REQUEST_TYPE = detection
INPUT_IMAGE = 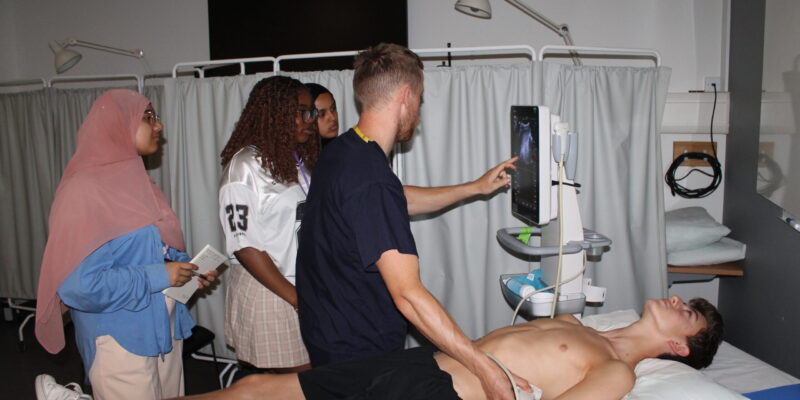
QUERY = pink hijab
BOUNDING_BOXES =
[35,89,185,354]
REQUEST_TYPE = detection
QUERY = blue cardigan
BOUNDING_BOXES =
[58,225,195,376]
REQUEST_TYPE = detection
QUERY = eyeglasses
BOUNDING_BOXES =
[142,109,160,125]
[296,108,318,123]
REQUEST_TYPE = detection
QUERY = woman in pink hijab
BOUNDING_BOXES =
[35,89,216,399]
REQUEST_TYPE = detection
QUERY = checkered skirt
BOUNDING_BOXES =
[224,264,310,368]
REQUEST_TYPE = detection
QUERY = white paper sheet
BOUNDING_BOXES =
[162,244,226,304]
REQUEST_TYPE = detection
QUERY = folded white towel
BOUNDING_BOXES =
[667,237,746,266]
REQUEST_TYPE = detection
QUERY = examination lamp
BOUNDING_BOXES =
[454,0,582,66]
[48,38,145,74]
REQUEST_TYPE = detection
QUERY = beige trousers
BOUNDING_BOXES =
[89,298,184,400]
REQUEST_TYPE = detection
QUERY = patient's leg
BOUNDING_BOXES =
[171,373,305,400]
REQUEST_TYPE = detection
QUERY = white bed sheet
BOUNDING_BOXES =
[702,341,800,394]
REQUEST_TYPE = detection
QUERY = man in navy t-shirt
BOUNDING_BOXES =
[296,43,523,400]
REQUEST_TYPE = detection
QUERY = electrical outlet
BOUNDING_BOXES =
[673,141,718,166]
[704,76,721,92]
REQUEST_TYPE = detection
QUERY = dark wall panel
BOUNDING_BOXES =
[208,1,407,74]
[721,0,800,378]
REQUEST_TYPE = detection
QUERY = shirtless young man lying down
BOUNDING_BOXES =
[175,296,722,400]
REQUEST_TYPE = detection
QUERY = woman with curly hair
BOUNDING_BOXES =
[218,76,320,375]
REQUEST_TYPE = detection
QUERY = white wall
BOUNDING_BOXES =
[1,0,209,83]
[2,0,728,92]
[408,0,728,93]
[0,0,20,80]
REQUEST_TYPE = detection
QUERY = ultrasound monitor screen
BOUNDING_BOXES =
[511,106,549,226]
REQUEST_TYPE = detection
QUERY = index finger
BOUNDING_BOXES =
[499,156,518,170]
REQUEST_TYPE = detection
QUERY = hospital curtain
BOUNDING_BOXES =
[0,89,53,300]
[540,63,671,315]
[0,86,164,300]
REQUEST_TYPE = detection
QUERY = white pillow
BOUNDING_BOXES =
[581,310,746,400]
[625,359,746,400]
[666,207,730,252]
[667,237,746,266]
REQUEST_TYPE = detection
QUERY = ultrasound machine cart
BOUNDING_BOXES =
[499,106,611,320]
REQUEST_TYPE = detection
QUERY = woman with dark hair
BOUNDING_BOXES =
[305,82,339,147]
[219,76,320,374]
[35,89,217,399]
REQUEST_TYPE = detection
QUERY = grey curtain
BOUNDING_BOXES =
[541,63,672,315]
[0,86,164,300]
[0,90,53,300]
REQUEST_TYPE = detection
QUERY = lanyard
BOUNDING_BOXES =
[353,125,370,142]
[293,152,311,196]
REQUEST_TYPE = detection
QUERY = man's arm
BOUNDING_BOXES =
[376,249,528,400]
[555,360,635,400]
[404,157,517,216]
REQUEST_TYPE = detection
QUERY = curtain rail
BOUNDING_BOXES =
[174,44,662,79]
[173,45,538,77]
[274,51,358,73]
[540,45,661,66]
[272,45,537,72]
[0,75,144,93]
[47,74,144,93]
[0,78,47,88]
[172,57,277,78]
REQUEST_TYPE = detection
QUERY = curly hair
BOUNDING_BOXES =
[658,297,724,369]
[220,76,320,184]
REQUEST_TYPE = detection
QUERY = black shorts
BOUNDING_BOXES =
[297,346,461,400]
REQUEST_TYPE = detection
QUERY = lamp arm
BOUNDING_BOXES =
[504,0,582,66]
[505,0,561,35]
[66,38,144,58]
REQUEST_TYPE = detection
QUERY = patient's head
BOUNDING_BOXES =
[657,297,723,369]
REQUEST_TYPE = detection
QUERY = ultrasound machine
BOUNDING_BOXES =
[498,106,611,322]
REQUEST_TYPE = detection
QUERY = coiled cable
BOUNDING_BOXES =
[664,151,722,198]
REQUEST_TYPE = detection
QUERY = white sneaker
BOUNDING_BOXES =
[35,374,93,400]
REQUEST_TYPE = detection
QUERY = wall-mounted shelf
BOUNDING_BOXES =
[667,261,743,287]
[660,92,730,134]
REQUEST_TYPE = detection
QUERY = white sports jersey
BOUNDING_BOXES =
[218,146,307,284]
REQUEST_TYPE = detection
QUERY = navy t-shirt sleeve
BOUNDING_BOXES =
[343,182,417,271]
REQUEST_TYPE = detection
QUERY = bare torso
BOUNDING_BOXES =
[434,315,626,400]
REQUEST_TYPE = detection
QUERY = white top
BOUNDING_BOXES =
[218,146,307,284]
